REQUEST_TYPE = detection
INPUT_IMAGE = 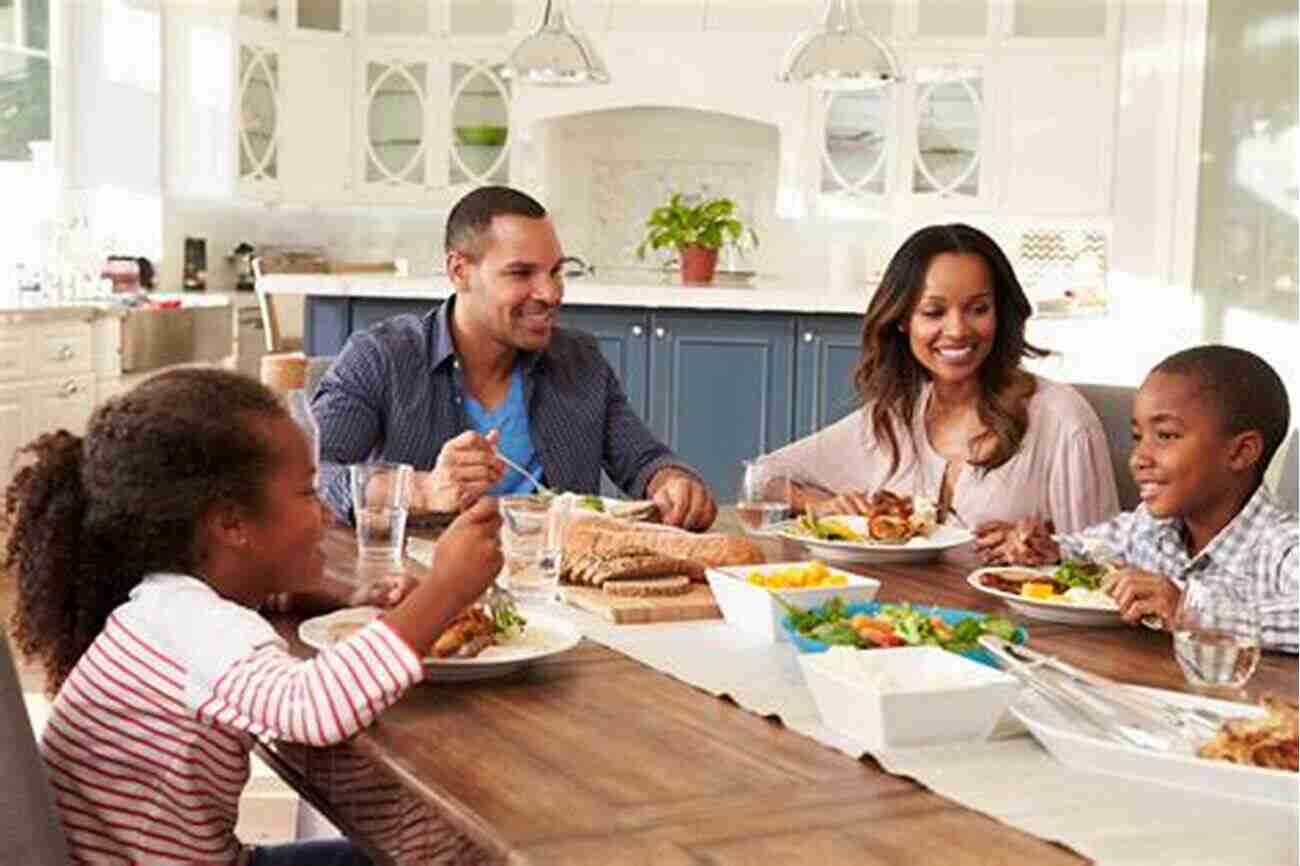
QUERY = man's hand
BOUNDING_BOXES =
[647,467,716,531]
[974,518,1058,565]
[415,430,505,513]
[1102,568,1181,628]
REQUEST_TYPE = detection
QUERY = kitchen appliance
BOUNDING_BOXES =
[232,242,257,291]
[183,237,207,292]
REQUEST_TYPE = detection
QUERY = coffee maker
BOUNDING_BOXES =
[232,242,256,292]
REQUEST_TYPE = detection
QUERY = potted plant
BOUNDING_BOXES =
[635,193,758,285]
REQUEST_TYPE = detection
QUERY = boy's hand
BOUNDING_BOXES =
[433,497,504,599]
[974,518,1058,565]
[1102,568,1181,628]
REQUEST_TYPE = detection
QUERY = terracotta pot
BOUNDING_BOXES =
[679,245,719,285]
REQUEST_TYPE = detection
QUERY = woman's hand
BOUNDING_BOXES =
[1102,568,1181,628]
[974,518,1058,565]
[807,492,874,517]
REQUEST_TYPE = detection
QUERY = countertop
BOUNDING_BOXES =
[256,268,869,315]
[0,292,235,323]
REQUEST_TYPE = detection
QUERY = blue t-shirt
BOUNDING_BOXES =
[464,369,544,496]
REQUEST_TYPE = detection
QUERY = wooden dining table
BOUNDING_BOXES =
[261,514,1299,866]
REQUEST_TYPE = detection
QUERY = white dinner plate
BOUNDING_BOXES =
[1013,686,1297,807]
[298,607,583,683]
[966,567,1124,627]
[771,516,973,564]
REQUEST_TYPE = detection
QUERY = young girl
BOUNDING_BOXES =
[4,367,503,865]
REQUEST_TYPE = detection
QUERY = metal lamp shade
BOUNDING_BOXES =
[504,0,610,86]
[779,0,901,90]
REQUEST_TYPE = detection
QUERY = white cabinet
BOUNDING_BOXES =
[280,37,356,202]
[0,316,110,492]
[995,54,1114,216]
[235,36,282,199]
[448,58,511,188]
[356,49,446,201]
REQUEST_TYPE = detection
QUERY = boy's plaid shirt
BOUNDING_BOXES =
[1059,485,1299,653]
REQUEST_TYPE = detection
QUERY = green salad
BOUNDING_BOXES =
[781,597,1018,654]
[1053,559,1109,590]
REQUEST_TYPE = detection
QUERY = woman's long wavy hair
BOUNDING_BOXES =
[853,223,1049,482]
[3,368,287,695]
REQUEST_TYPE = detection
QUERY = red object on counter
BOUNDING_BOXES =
[150,299,182,309]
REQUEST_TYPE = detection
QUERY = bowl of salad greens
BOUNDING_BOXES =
[779,597,1025,668]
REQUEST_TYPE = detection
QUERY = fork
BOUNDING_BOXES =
[493,447,554,497]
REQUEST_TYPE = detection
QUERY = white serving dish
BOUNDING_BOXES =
[1012,686,1297,807]
[772,516,973,564]
[705,562,881,642]
[799,646,1021,750]
[299,607,582,683]
[967,567,1124,627]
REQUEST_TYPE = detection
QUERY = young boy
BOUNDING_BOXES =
[975,345,1298,653]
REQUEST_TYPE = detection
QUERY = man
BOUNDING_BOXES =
[314,185,717,530]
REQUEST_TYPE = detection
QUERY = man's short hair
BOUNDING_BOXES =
[444,186,547,259]
[1153,345,1291,477]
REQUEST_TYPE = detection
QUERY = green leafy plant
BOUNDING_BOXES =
[634,193,758,260]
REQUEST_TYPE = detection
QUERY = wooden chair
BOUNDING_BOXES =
[253,256,304,354]
[0,635,71,865]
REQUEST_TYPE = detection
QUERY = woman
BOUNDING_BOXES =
[759,223,1118,533]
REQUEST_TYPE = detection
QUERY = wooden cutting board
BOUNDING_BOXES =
[562,584,721,624]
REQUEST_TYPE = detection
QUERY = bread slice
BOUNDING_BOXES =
[563,516,764,580]
[602,576,693,597]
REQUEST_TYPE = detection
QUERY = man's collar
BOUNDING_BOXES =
[432,293,547,374]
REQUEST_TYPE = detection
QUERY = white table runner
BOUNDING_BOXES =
[540,603,1297,866]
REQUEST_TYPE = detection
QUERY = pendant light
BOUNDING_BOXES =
[503,0,610,86]
[778,0,901,90]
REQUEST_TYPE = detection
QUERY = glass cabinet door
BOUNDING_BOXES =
[296,0,346,33]
[821,89,892,199]
[365,0,434,36]
[449,61,510,186]
[238,0,280,25]
[911,68,983,199]
[237,44,279,184]
[364,60,430,187]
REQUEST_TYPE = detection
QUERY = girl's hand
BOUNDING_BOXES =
[433,497,505,596]
[347,574,418,608]
[1102,568,1181,628]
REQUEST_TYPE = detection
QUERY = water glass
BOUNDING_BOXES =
[1172,580,1261,691]
[498,494,571,605]
[736,459,792,532]
[350,462,413,565]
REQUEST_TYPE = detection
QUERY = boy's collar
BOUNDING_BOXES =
[1154,483,1273,567]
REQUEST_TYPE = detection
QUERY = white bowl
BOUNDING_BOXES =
[799,646,1021,750]
[705,562,880,642]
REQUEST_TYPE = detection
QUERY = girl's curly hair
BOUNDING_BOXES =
[4,367,287,695]
[853,223,1050,481]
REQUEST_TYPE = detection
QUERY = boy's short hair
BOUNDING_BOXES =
[444,185,547,259]
[1153,345,1291,478]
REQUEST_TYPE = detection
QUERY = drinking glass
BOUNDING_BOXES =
[350,462,413,565]
[736,459,792,533]
[498,494,571,605]
[1172,580,1261,692]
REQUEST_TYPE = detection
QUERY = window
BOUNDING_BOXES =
[0,0,51,162]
